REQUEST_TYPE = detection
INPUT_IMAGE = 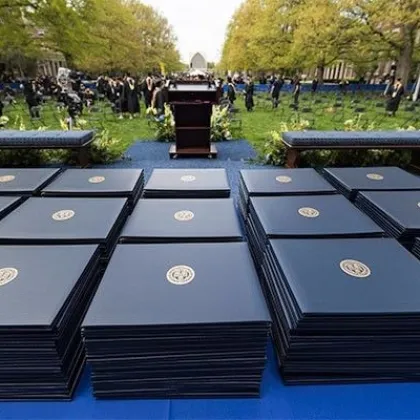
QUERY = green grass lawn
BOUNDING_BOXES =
[2,92,419,158]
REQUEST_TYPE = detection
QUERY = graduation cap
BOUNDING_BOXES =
[355,191,420,247]
[0,244,101,399]
[246,195,384,266]
[239,169,336,221]
[82,243,271,398]
[120,198,243,243]
[0,168,61,196]
[144,169,230,198]
[41,169,144,212]
[0,197,129,261]
[262,237,420,384]
[322,167,420,201]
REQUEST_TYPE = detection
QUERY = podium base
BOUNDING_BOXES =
[169,144,218,159]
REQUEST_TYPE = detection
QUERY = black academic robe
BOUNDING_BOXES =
[114,83,124,112]
[152,88,164,115]
[386,84,404,113]
[293,82,301,104]
[272,80,281,99]
[227,83,236,103]
[144,77,154,108]
[124,79,140,114]
[245,82,254,111]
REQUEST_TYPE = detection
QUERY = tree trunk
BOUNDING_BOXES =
[397,30,415,89]
[316,64,325,84]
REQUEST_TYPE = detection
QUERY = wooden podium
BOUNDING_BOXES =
[168,83,219,159]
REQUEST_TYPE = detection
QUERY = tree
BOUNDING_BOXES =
[0,0,182,76]
[342,0,420,87]
[124,0,182,73]
[0,0,42,76]
[220,0,263,71]
[289,0,360,82]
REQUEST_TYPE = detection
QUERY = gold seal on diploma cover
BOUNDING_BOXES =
[88,176,106,184]
[366,173,384,181]
[180,175,196,183]
[166,265,195,285]
[0,175,15,183]
[298,207,320,218]
[276,175,292,184]
[0,268,18,286]
[340,259,371,278]
[174,210,194,222]
[52,209,75,221]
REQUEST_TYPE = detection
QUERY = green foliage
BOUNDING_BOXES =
[0,0,182,75]
[146,105,234,142]
[263,117,310,165]
[343,114,377,131]
[146,105,175,141]
[211,106,233,141]
[220,0,419,85]
[0,111,122,165]
[263,114,413,168]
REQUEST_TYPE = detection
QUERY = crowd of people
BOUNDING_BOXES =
[0,70,414,121]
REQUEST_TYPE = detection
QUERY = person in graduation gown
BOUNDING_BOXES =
[271,77,282,109]
[311,78,318,95]
[23,80,41,119]
[244,76,255,112]
[386,78,404,116]
[144,72,154,109]
[123,75,140,119]
[115,79,125,119]
[227,77,236,105]
[151,80,165,118]
[292,78,301,106]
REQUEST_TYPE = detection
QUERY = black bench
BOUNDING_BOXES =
[0,130,95,167]
[282,131,420,168]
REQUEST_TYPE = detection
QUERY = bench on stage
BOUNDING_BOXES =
[0,130,95,167]
[282,131,420,168]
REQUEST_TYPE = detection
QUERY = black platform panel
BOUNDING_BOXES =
[260,237,420,384]
[246,195,384,266]
[144,169,230,198]
[239,169,337,221]
[0,244,101,400]
[0,196,25,220]
[120,198,243,243]
[355,191,420,246]
[41,169,144,210]
[322,167,420,201]
[0,197,129,259]
[0,168,61,196]
[82,243,270,398]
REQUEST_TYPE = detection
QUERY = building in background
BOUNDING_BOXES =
[190,52,207,73]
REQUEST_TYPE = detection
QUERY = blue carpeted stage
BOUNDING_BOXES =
[2,140,420,419]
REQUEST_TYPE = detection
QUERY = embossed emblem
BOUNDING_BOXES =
[0,268,18,286]
[298,207,320,218]
[276,175,292,184]
[340,259,371,278]
[174,210,194,221]
[417,202,420,209]
[166,265,195,285]
[0,175,15,183]
[366,173,384,181]
[88,176,105,184]
[180,175,196,183]
[52,209,75,221]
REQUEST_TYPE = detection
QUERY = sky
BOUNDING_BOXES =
[141,0,243,64]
